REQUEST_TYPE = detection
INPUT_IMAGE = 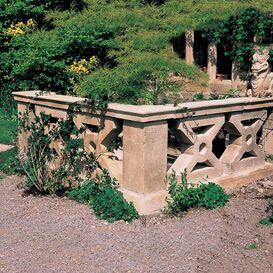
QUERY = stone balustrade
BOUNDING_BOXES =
[13,91,273,214]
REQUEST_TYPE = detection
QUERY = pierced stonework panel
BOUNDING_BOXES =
[74,114,123,182]
[168,114,225,180]
[221,109,267,174]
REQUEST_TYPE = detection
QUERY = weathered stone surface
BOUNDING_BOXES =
[74,114,123,182]
[123,120,167,194]
[221,109,267,174]
[207,42,217,81]
[250,45,273,97]
[12,91,273,214]
[185,30,194,65]
[168,114,225,180]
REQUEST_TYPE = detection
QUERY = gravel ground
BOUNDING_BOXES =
[1,175,273,273]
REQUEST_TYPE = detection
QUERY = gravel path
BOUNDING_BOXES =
[0,144,14,152]
[1,175,273,273]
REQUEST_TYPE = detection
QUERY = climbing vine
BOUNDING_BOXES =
[205,9,273,80]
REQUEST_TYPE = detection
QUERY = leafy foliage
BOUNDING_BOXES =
[259,204,273,226]
[1,0,273,110]
[67,170,139,222]
[18,107,138,222]
[18,106,90,194]
[165,170,229,215]
[0,147,24,175]
[259,216,273,225]
[192,89,240,101]
[0,113,17,144]
[245,243,257,250]
[205,8,273,79]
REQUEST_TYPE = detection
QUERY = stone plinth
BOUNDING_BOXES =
[13,91,273,214]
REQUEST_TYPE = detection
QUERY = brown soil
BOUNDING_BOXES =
[1,175,273,273]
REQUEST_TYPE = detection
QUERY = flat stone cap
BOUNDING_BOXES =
[12,91,273,122]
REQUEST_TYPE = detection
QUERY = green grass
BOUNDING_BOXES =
[0,116,17,145]
[0,147,17,167]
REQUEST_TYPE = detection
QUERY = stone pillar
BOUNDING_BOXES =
[17,103,34,156]
[185,30,194,65]
[207,42,217,81]
[261,109,273,155]
[231,61,240,88]
[122,120,168,214]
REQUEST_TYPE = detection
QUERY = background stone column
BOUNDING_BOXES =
[122,120,168,214]
[185,30,194,65]
[207,42,217,81]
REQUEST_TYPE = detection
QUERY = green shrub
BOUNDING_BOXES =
[165,170,229,215]
[1,0,273,111]
[18,108,91,194]
[0,147,24,175]
[67,170,139,223]
[192,92,205,101]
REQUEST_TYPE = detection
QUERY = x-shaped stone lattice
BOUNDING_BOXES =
[168,114,225,180]
[74,114,123,181]
[221,109,267,174]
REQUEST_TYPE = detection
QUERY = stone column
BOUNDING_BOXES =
[122,120,168,214]
[207,42,217,81]
[185,30,194,65]
[17,103,35,156]
[261,109,273,155]
[231,61,240,88]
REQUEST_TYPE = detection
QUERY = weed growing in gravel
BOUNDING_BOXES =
[259,204,273,226]
[245,243,257,250]
[66,169,139,223]
[260,217,273,225]
[165,170,229,215]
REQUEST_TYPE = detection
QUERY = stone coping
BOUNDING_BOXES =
[13,91,273,122]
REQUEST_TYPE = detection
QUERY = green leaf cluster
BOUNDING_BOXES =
[67,169,139,223]
[1,0,273,110]
[18,106,91,194]
[166,170,229,215]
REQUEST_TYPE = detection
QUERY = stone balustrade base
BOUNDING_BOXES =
[120,188,167,215]
[216,162,273,190]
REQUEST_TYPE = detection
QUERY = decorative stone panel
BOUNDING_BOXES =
[13,91,273,214]
[74,114,123,181]
[221,109,267,174]
[168,114,225,180]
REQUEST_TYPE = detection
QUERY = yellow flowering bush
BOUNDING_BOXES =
[6,19,36,36]
[69,56,99,75]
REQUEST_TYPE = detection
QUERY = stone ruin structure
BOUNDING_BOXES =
[178,30,273,97]
[13,91,273,215]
